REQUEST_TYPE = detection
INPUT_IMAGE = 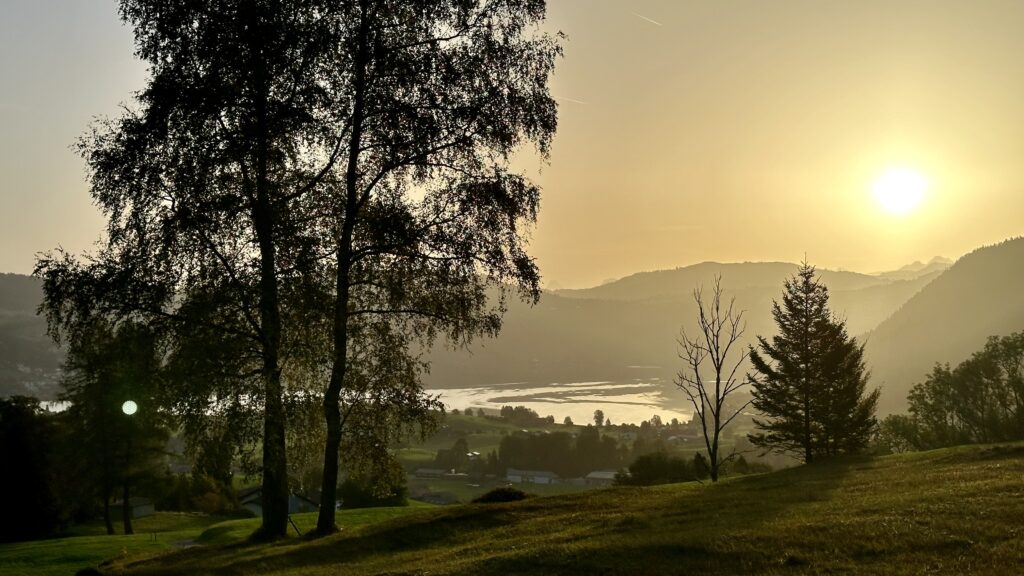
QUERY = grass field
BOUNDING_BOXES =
[0,506,434,576]
[0,513,228,576]
[69,442,1024,575]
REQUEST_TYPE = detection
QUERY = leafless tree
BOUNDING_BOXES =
[675,276,750,481]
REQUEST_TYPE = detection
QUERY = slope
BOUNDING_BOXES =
[0,273,61,398]
[108,442,1024,575]
[554,261,888,302]
[427,265,940,390]
[866,237,1024,414]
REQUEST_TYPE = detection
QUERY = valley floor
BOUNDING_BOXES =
[98,443,1024,575]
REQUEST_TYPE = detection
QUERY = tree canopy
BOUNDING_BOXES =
[36,0,560,538]
[748,263,879,462]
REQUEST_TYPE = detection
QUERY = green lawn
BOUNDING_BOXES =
[0,513,228,576]
[0,506,436,576]
[195,503,436,546]
[90,442,1024,575]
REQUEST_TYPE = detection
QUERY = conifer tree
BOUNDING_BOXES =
[747,262,878,462]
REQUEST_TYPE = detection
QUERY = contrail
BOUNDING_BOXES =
[631,12,663,27]
[556,96,588,105]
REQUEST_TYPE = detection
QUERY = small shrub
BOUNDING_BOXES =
[471,486,530,504]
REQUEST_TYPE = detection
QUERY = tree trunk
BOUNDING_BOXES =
[316,2,369,536]
[804,391,813,464]
[710,407,721,482]
[246,4,289,538]
[253,173,290,540]
[121,481,133,535]
[103,492,113,535]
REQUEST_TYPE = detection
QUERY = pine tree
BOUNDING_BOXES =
[815,321,879,456]
[747,262,878,462]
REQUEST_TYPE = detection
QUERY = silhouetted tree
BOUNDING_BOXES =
[594,410,605,427]
[876,414,919,454]
[815,320,878,456]
[883,332,1024,451]
[35,0,349,537]
[616,451,693,486]
[0,397,60,542]
[311,0,560,534]
[59,320,169,535]
[675,277,749,481]
[748,262,878,462]
[38,0,559,538]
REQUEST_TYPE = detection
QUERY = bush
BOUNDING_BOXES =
[618,451,694,486]
[471,486,530,504]
[338,453,409,509]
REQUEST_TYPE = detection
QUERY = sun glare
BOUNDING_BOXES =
[873,167,927,216]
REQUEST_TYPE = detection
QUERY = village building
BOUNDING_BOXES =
[506,468,559,485]
[584,470,618,486]
[238,487,319,517]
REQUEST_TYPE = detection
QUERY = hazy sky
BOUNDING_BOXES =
[3,1,1024,288]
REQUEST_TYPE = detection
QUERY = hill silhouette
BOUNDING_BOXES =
[0,273,61,398]
[426,261,943,391]
[865,237,1024,414]
[554,261,891,302]
[6,240,1018,414]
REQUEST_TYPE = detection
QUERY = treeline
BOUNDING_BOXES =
[0,397,237,542]
[615,451,771,486]
[496,426,624,477]
[878,332,1024,452]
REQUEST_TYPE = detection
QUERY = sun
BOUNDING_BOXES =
[873,167,928,216]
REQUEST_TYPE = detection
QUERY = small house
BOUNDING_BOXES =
[238,487,319,517]
[584,470,618,486]
[506,468,559,485]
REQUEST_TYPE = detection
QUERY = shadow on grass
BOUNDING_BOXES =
[121,458,866,575]
[121,505,516,575]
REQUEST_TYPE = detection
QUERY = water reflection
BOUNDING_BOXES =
[431,380,692,425]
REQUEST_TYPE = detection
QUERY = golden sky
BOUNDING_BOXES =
[3,0,1024,288]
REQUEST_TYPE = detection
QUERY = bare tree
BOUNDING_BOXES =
[675,276,751,482]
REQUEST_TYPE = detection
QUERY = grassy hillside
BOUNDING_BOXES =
[86,442,1024,575]
[0,507,433,576]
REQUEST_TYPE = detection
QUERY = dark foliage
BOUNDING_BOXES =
[0,397,61,542]
[878,332,1024,452]
[748,263,879,462]
[338,454,408,509]
[59,320,170,535]
[498,425,624,478]
[616,451,709,486]
[472,487,529,504]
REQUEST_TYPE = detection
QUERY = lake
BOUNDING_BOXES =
[430,379,693,426]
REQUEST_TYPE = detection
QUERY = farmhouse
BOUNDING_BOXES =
[506,468,559,485]
[238,487,319,517]
[584,470,618,486]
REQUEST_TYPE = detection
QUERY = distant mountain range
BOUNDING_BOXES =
[4,240,1023,415]
[425,255,958,410]
[0,274,62,399]
[864,239,1024,412]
